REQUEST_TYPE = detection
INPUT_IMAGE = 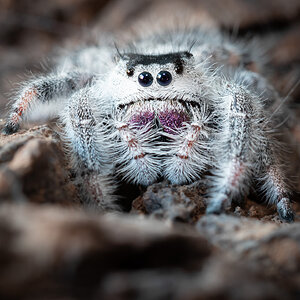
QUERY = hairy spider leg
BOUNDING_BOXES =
[206,88,255,214]
[63,88,117,211]
[3,72,92,134]
[258,145,294,222]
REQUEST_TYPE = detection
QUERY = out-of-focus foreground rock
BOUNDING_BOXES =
[0,0,300,299]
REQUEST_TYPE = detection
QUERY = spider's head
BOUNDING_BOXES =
[104,50,205,133]
[124,51,193,83]
[106,51,197,106]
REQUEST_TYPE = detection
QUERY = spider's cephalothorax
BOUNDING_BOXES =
[3,28,295,222]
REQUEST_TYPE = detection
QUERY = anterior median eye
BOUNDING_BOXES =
[138,72,153,87]
[157,71,172,86]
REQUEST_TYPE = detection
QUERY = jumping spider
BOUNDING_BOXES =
[3,28,295,222]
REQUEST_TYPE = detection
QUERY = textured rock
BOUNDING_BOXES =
[0,124,78,205]
[132,181,300,223]
[0,203,212,300]
[0,204,299,300]
[132,181,206,223]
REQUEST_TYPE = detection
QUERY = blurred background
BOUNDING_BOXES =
[0,0,300,115]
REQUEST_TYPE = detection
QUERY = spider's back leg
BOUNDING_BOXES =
[257,140,294,222]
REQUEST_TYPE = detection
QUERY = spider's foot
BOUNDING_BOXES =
[206,195,228,215]
[2,121,19,135]
[277,198,295,223]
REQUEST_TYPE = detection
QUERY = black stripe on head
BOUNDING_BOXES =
[124,51,193,74]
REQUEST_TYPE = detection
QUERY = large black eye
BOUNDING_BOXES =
[138,72,153,87]
[156,71,172,86]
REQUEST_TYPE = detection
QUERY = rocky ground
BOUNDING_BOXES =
[0,0,300,299]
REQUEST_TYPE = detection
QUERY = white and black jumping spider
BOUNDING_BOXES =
[3,27,295,222]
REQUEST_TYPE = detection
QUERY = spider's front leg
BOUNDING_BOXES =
[205,84,295,222]
[206,87,255,214]
[3,71,92,134]
[63,88,117,211]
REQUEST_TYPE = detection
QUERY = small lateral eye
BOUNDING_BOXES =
[156,71,172,86]
[138,72,153,87]
[127,68,134,76]
[174,64,183,74]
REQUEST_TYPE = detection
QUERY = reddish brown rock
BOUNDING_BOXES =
[0,203,212,300]
[132,181,206,223]
[0,124,78,205]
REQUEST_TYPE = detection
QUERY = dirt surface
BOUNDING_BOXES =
[0,0,300,299]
